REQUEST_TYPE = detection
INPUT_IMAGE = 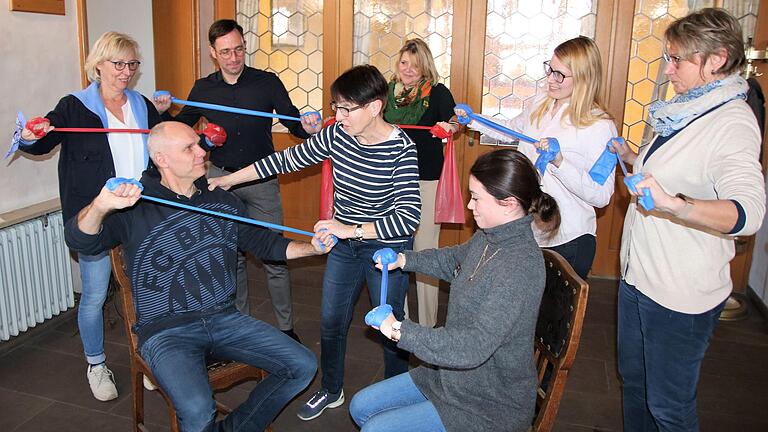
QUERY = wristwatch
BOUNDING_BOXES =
[390,321,402,342]
[674,193,695,218]
[354,224,364,241]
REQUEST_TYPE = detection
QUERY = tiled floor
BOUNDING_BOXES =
[2,255,768,431]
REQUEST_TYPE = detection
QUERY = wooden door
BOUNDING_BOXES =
[152,0,200,115]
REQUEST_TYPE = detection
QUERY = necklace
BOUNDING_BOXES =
[469,244,501,281]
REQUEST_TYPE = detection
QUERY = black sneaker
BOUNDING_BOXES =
[282,328,302,344]
[296,388,345,421]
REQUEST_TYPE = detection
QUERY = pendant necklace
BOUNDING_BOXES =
[469,244,501,281]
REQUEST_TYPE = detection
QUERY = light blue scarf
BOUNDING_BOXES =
[648,74,748,137]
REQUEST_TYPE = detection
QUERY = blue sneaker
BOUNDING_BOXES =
[297,388,345,421]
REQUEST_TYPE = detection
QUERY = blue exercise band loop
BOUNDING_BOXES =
[365,248,398,327]
[454,103,537,143]
[105,178,337,248]
[153,90,321,124]
[454,103,560,174]
[6,112,27,159]
[587,138,655,211]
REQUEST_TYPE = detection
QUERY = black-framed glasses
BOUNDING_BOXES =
[543,61,572,83]
[217,46,246,58]
[109,60,141,71]
[662,50,699,66]
[330,101,365,117]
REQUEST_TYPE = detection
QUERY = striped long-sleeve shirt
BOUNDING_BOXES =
[254,123,421,244]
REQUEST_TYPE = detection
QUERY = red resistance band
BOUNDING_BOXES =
[25,116,149,138]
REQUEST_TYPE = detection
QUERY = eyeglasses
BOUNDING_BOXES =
[330,101,366,117]
[662,50,699,66]
[109,60,141,71]
[216,46,246,58]
[543,61,572,84]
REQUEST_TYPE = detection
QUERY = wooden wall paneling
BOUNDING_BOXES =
[322,0,353,108]
[153,0,200,115]
[10,0,64,15]
[273,134,323,239]
[214,0,235,20]
[76,0,89,88]
[443,0,489,246]
[590,0,635,278]
[277,0,355,239]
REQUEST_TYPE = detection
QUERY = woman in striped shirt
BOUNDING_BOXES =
[208,65,421,421]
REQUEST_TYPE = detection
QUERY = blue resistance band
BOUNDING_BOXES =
[154,91,320,123]
[105,178,336,240]
[588,138,654,210]
[365,248,398,327]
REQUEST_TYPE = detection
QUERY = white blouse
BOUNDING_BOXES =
[106,99,146,180]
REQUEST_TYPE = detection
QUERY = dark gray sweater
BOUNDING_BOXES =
[399,215,544,432]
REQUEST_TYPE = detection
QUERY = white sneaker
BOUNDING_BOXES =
[143,375,158,391]
[87,364,118,401]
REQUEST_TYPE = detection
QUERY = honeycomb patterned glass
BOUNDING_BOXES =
[623,0,760,152]
[481,0,598,144]
[352,0,454,89]
[238,0,324,132]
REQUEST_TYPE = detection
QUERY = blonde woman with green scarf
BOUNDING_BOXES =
[384,38,458,328]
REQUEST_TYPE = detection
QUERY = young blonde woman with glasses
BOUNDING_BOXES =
[456,36,617,279]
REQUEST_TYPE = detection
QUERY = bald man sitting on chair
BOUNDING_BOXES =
[65,122,331,431]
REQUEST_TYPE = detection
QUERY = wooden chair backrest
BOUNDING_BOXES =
[110,247,143,357]
[532,249,589,432]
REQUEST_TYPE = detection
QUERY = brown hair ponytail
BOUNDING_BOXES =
[470,149,560,235]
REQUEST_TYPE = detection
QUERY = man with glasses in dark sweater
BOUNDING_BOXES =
[155,19,321,342]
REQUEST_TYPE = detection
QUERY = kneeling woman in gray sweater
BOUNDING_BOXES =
[350,148,560,432]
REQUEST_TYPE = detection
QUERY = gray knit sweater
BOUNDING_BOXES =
[399,215,544,432]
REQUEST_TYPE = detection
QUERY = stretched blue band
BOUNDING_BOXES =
[104,177,327,238]
[154,90,320,123]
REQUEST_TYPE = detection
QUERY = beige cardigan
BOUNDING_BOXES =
[620,99,766,314]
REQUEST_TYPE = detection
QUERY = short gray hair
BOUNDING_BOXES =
[664,8,745,76]
[84,31,140,83]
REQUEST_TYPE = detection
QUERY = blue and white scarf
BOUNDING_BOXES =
[648,74,748,137]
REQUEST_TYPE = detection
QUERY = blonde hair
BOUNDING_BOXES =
[84,31,140,83]
[392,38,440,84]
[530,36,611,128]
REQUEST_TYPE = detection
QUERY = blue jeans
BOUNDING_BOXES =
[350,372,445,432]
[139,310,316,432]
[321,239,412,393]
[77,251,112,365]
[618,280,725,432]
[546,234,596,280]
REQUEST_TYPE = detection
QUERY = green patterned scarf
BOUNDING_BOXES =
[384,79,432,125]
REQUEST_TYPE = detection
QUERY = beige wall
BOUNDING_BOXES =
[0,0,81,214]
[86,0,155,97]
[0,0,156,215]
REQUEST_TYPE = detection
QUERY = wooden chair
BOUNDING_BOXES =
[110,247,271,432]
[531,249,590,432]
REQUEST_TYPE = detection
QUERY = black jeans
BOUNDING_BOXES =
[546,234,596,280]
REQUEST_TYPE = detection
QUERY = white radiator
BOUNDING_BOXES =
[0,211,74,341]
